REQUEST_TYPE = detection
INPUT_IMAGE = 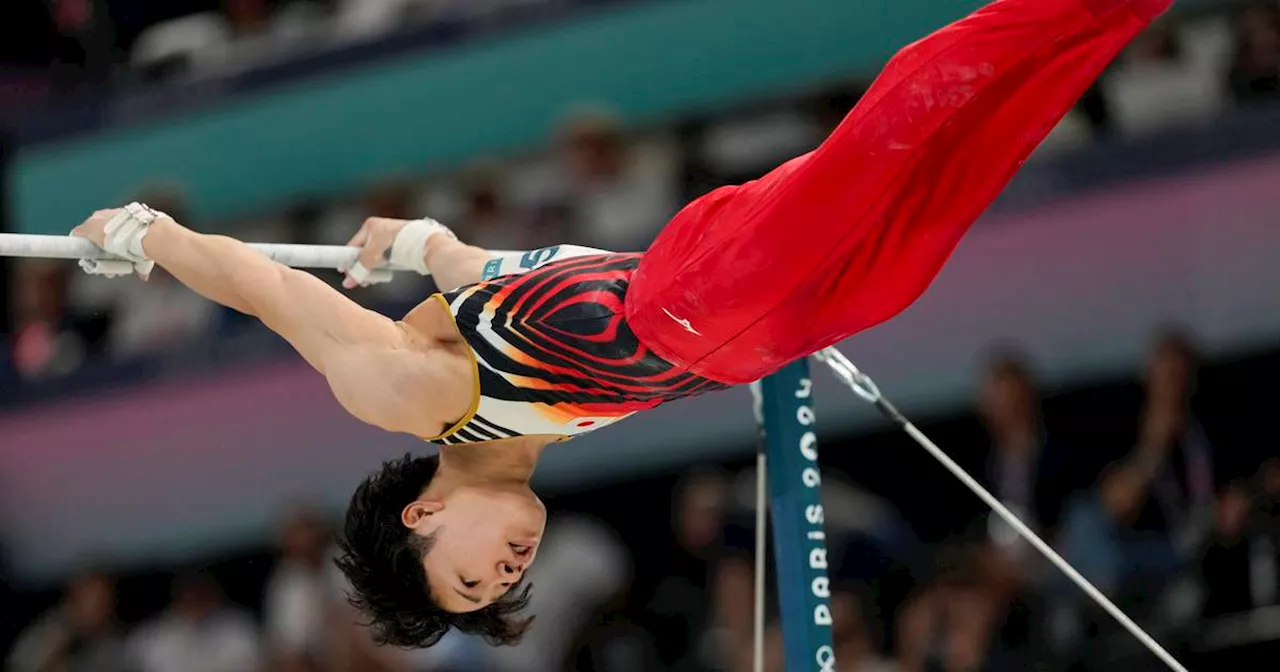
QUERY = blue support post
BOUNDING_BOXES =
[755,360,837,672]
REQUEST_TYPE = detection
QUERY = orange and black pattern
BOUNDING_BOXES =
[432,253,726,444]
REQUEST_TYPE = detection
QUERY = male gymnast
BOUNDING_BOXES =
[72,0,1172,649]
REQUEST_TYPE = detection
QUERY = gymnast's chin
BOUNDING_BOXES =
[335,439,551,649]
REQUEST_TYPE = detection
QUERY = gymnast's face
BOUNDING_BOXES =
[402,486,545,613]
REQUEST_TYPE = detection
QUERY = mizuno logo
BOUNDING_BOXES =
[662,308,702,336]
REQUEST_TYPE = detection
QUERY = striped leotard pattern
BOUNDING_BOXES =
[430,252,727,445]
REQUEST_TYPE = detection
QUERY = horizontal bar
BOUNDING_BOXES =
[0,233,411,272]
[0,233,521,278]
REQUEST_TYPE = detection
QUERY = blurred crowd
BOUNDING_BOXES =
[7,327,1280,672]
[1,0,592,99]
[2,0,1280,110]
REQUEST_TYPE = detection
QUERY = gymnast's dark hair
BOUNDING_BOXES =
[334,453,534,648]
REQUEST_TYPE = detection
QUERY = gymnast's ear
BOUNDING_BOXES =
[401,500,445,527]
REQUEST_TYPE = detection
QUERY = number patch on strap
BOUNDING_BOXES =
[520,246,561,269]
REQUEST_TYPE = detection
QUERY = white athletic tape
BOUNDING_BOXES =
[77,259,137,278]
[344,260,394,286]
[390,218,456,276]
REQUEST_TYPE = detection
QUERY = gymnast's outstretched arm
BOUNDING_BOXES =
[341,217,620,294]
[71,208,471,437]
[342,216,491,292]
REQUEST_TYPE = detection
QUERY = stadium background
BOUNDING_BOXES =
[2,0,1280,670]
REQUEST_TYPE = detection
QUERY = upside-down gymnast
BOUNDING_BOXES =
[71,0,1171,649]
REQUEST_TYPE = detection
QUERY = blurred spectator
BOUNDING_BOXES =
[216,0,298,70]
[1050,331,1217,657]
[1228,1,1280,106]
[645,467,729,672]
[1132,329,1216,554]
[0,3,60,83]
[1202,458,1280,618]
[898,352,1067,672]
[419,0,555,25]
[452,163,533,251]
[1051,459,1186,661]
[6,568,132,672]
[1246,459,1280,608]
[1076,82,1115,138]
[360,178,419,222]
[131,0,320,82]
[693,105,823,189]
[9,260,84,381]
[129,10,234,82]
[313,176,422,245]
[46,0,118,89]
[1104,17,1225,136]
[830,587,897,672]
[222,0,272,38]
[263,506,346,670]
[1200,481,1255,617]
[555,107,679,250]
[332,0,411,43]
[103,269,218,361]
[271,1,331,47]
[130,572,263,672]
[897,564,998,672]
[567,612,662,672]
[976,352,1073,558]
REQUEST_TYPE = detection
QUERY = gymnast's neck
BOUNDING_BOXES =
[436,436,553,484]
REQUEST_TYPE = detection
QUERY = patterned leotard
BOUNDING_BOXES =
[427,246,727,445]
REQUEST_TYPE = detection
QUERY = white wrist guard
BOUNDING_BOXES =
[78,202,164,279]
[390,218,457,276]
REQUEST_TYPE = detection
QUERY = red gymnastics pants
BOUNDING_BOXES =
[625,0,1171,385]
